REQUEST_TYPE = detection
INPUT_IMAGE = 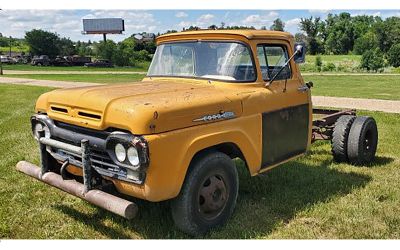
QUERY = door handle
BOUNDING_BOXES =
[297,84,309,92]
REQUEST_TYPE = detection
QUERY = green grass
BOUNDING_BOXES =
[0,83,399,239]
[2,74,146,84]
[300,55,362,73]
[0,45,29,54]
[2,62,150,72]
[305,75,400,100]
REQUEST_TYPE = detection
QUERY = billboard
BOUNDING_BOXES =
[82,18,125,34]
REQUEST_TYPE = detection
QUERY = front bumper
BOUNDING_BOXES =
[16,161,138,219]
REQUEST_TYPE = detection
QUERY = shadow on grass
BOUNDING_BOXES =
[53,152,389,239]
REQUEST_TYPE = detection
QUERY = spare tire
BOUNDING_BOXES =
[332,115,356,162]
[347,116,378,165]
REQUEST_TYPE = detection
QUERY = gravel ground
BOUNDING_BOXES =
[1,76,400,113]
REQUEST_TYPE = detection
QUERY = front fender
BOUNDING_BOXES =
[131,114,262,202]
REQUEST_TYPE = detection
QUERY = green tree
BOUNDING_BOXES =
[270,18,285,31]
[353,32,379,55]
[299,17,324,55]
[374,17,400,53]
[388,43,400,68]
[57,37,76,56]
[361,48,385,72]
[94,40,117,61]
[25,29,60,57]
[324,13,354,54]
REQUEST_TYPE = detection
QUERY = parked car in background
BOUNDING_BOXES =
[12,55,28,64]
[51,56,71,66]
[0,55,16,64]
[84,59,113,68]
[65,55,92,66]
[31,55,50,66]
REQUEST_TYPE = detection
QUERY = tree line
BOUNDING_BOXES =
[23,29,156,67]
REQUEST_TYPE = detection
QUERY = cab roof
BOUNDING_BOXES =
[156,29,294,42]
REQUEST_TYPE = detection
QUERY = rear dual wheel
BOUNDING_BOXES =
[332,116,378,165]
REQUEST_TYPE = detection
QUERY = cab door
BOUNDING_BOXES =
[255,41,311,170]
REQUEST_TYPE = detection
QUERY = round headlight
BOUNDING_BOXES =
[115,143,126,162]
[43,125,50,138]
[127,146,140,166]
[33,123,43,140]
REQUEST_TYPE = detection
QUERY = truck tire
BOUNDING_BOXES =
[171,151,239,236]
[331,115,356,162]
[347,116,378,165]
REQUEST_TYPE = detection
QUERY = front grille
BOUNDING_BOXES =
[51,106,68,113]
[78,111,101,120]
[50,147,144,184]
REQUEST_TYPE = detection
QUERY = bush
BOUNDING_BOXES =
[388,43,400,68]
[315,55,322,72]
[353,32,379,55]
[322,62,336,72]
[361,49,385,72]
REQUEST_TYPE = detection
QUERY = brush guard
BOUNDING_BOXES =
[16,130,138,219]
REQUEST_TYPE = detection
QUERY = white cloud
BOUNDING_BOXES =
[285,18,301,28]
[242,11,279,28]
[177,13,215,29]
[175,12,188,18]
[308,10,331,14]
[198,14,214,22]
[0,10,159,42]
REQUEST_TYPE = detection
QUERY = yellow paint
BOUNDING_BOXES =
[35,30,311,202]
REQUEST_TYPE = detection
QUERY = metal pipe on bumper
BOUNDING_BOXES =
[16,161,138,219]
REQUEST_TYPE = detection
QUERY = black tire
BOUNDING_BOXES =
[331,115,356,162]
[171,151,239,236]
[347,116,378,165]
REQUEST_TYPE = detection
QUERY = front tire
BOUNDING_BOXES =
[171,151,239,236]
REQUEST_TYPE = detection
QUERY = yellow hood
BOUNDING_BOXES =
[35,80,243,134]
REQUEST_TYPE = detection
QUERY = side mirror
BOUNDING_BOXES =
[294,42,306,64]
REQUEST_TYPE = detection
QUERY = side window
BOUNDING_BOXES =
[257,46,269,80]
[257,45,291,81]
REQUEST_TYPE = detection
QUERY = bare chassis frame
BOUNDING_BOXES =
[312,108,356,142]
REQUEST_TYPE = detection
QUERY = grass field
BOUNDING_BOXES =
[0,84,399,239]
[305,75,400,100]
[2,63,149,72]
[2,73,400,101]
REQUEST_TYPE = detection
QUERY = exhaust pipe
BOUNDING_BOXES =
[16,161,138,219]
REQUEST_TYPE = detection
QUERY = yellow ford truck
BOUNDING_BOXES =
[17,30,378,236]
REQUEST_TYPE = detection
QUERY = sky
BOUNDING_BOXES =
[0,9,399,42]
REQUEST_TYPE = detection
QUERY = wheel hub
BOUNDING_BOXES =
[198,175,227,219]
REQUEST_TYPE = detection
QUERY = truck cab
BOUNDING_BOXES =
[19,30,377,236]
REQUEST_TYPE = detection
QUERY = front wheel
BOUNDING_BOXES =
[171,151,239,236]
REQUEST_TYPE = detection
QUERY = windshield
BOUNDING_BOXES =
[147,41,256,82]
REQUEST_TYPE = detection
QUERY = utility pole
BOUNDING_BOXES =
[9,36,12,57]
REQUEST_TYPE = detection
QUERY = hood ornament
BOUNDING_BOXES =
[193,111,235,122]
